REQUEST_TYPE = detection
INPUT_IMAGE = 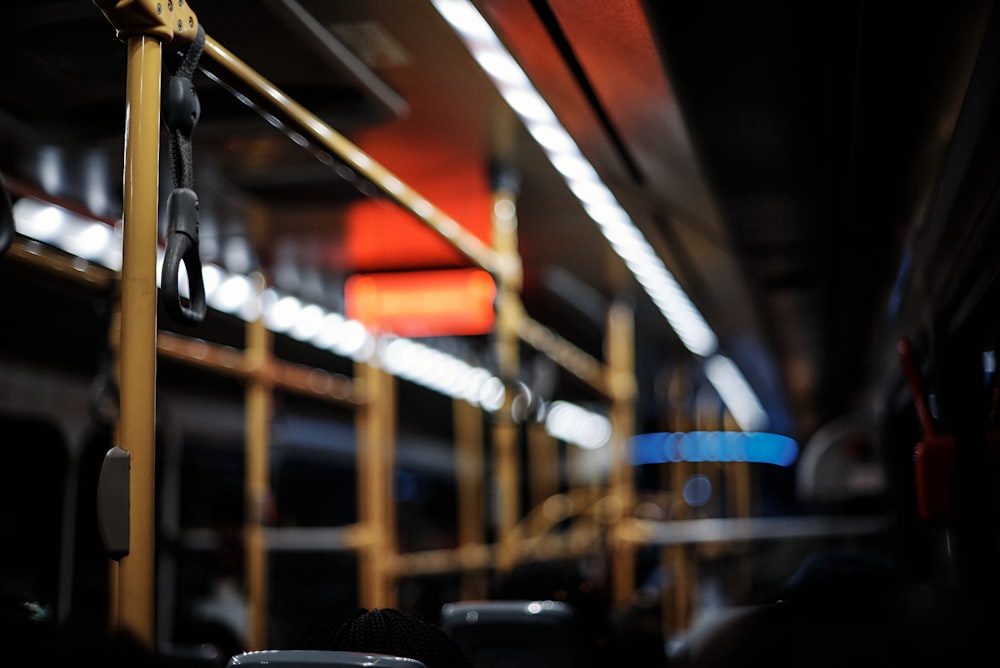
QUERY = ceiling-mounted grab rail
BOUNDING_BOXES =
[195,35,508,282]
[98,0,614,398]
[191,23,621,401]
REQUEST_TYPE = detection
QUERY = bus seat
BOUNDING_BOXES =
[228,650,429,668]
[440,600,580,668]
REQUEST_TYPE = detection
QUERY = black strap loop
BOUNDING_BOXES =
[161,187,206,324]
[160,25,207,325]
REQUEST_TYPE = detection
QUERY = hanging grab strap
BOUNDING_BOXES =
[160,24,207,325]
[898,336,957,522]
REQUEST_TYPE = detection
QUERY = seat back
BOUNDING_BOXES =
[228,650,429,668]
[440,600,580,668]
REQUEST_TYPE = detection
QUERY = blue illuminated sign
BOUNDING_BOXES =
[630,431,798,467]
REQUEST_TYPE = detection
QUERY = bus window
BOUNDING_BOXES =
[0,415,67,628]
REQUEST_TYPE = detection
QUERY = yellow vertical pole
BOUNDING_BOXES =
[115,33,162,650]
[731,459,752,517]
[607,300,637,607]
[722,410,753,602]
[356,353,397,608]
[694,387,720,519]
[724,409,752,520]
[491,174,522,572]
[244,279,273,651]
[382,362,398,607]
[454,398,487,598]
[527,423,558,538]
[668,460,694,633]
[663,370,693,636]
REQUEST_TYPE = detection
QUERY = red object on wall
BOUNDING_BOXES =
[345,268,496,337]
[898,337,957,523]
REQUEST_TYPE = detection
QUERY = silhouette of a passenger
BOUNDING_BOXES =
[297,607,474,668]
[682,548,959,668]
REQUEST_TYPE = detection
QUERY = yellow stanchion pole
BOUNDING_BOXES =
[114,32,162,650]
[607,300,637,607]
[491,177,522,573]
[527,423,558,538]
[382,360,398,608]
[663,369,693,636]
[95,0,200,650]
[454,398,488,599]
[356,354,397,608]
[199,37,504,280]
[723,409,754,602]
[244,280,273,651]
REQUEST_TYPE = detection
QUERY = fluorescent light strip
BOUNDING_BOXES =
[430,0,716,358]
[545,400,612,450]
[704,355,768,432]
[12,197,123,270]
[430,0,768,430]
[11,197,611,448]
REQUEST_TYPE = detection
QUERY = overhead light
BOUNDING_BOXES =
[12,195,610,449]
[545,400,612,450]
[13,198,123,270]
[528,123,576,154]
[213,273,255,317]
[263,292,303,333]
[430,0,766,423]
[289,303,326,341]
[344,268,496,337]
[432,0,497,41]
[704,355,768,431]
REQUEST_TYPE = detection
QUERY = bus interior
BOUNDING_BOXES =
[1,0,999,665]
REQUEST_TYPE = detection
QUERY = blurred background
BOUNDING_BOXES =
[1,0,999,664]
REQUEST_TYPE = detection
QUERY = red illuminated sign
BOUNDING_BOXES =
[345,268,496,337]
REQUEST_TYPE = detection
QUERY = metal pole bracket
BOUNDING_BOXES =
[95,0,199,44]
